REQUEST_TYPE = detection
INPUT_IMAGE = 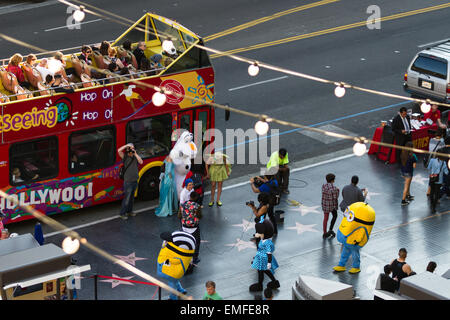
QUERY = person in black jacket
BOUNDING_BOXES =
[133,41,147,69]
[391,107,412,163]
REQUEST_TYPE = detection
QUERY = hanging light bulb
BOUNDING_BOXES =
[73,6,86,22]
[152,88,166,107]
[353,142,367,156]
[248,62,260,77]
[255,120,269,135]
[420,101,431,113]
[334,83,346,98]
[62,236,80,255]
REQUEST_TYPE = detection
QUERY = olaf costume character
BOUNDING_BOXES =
[169,131,198,197]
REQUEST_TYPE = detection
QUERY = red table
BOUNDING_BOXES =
[368,125,436,164]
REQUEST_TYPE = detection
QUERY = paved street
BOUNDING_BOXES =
[7,150,450,300]
[1,0,450,301]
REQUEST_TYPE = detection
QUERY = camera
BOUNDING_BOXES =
[246,200,255,206]
[253,176,264,188]
[126,148,135,154]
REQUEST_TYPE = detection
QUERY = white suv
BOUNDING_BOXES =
[403,40,450,104]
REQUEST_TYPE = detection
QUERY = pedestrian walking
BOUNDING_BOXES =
[206,152,231,207]
[117,143,143,220]
[400,141,417,206]
[321,173,339,239]
[427,153,448,213]
[339,175,367,212]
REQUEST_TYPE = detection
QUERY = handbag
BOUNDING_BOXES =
[429,162,444,184]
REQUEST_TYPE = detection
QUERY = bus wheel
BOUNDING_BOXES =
[138,169,160,201]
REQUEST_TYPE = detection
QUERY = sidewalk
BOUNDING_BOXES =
[27,151,450,300]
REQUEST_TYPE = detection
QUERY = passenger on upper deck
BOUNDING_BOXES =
[25,54,38,67]
[99,40,111,56]
[105,47,124,70]
[35,58,53,81]
[133,41,147,69]
[78,45,92,65]
[6,53,30,89]
[48,51,72,81]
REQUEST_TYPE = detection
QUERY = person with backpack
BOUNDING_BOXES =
[117,143,143,220]
[250,176,280,235]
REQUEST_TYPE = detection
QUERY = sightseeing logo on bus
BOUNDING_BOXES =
[0,97,78,133]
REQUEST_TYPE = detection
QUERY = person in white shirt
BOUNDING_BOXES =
[35,58,54,81]
[179,179,194,207]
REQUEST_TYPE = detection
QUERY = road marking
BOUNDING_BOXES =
[228,76,288,91]
[204,0,340,42]
[211,3,450,58]
[217,100,410,152]
[417,38,450,48]
[44,19,102,32]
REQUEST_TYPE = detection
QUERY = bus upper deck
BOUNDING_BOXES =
[0,13,212,106]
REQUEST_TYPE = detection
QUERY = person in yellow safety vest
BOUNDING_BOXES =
[266,148,290,194]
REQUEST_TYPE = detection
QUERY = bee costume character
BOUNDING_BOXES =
[157,230,196,300]
[249,218,280,292]
[333,202,375,274]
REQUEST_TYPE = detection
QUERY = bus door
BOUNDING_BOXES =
[178,110,193,133]
[194,107,212,151]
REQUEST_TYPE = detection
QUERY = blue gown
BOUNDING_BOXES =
[155,161,178,217]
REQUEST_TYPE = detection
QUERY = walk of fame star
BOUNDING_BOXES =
[99,274,135,288]
[113,252,148,266]
[232,219,255,232]
[224,238,256,251]
[289,205,321,216]
[287,222,320,235]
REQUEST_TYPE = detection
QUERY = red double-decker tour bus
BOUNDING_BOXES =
[0,13,215,224]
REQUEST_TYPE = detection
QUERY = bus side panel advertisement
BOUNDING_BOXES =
[1,164,124,223]
[0,68,214,144]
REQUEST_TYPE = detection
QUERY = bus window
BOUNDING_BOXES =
[10,137,58,185]
[196,110,208,135]
[179,112,192,132]
[126,114,171,159]
[69,127,115,173]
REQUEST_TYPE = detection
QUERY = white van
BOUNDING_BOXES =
[403,40,450,104]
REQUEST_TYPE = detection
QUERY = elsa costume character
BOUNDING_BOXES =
[155,157,178,217]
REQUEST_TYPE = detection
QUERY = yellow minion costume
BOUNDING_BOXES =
[333,202,375,274]
[157,231,196,300]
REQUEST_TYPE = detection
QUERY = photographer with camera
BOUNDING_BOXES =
[246,192,271,224]
[250,175,280,235]
[118,143,143,220]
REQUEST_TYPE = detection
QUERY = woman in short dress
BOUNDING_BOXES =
[205,152,231,207]
[400,141,417,206]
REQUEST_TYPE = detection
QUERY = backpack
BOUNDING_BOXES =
[267,180,281,206]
